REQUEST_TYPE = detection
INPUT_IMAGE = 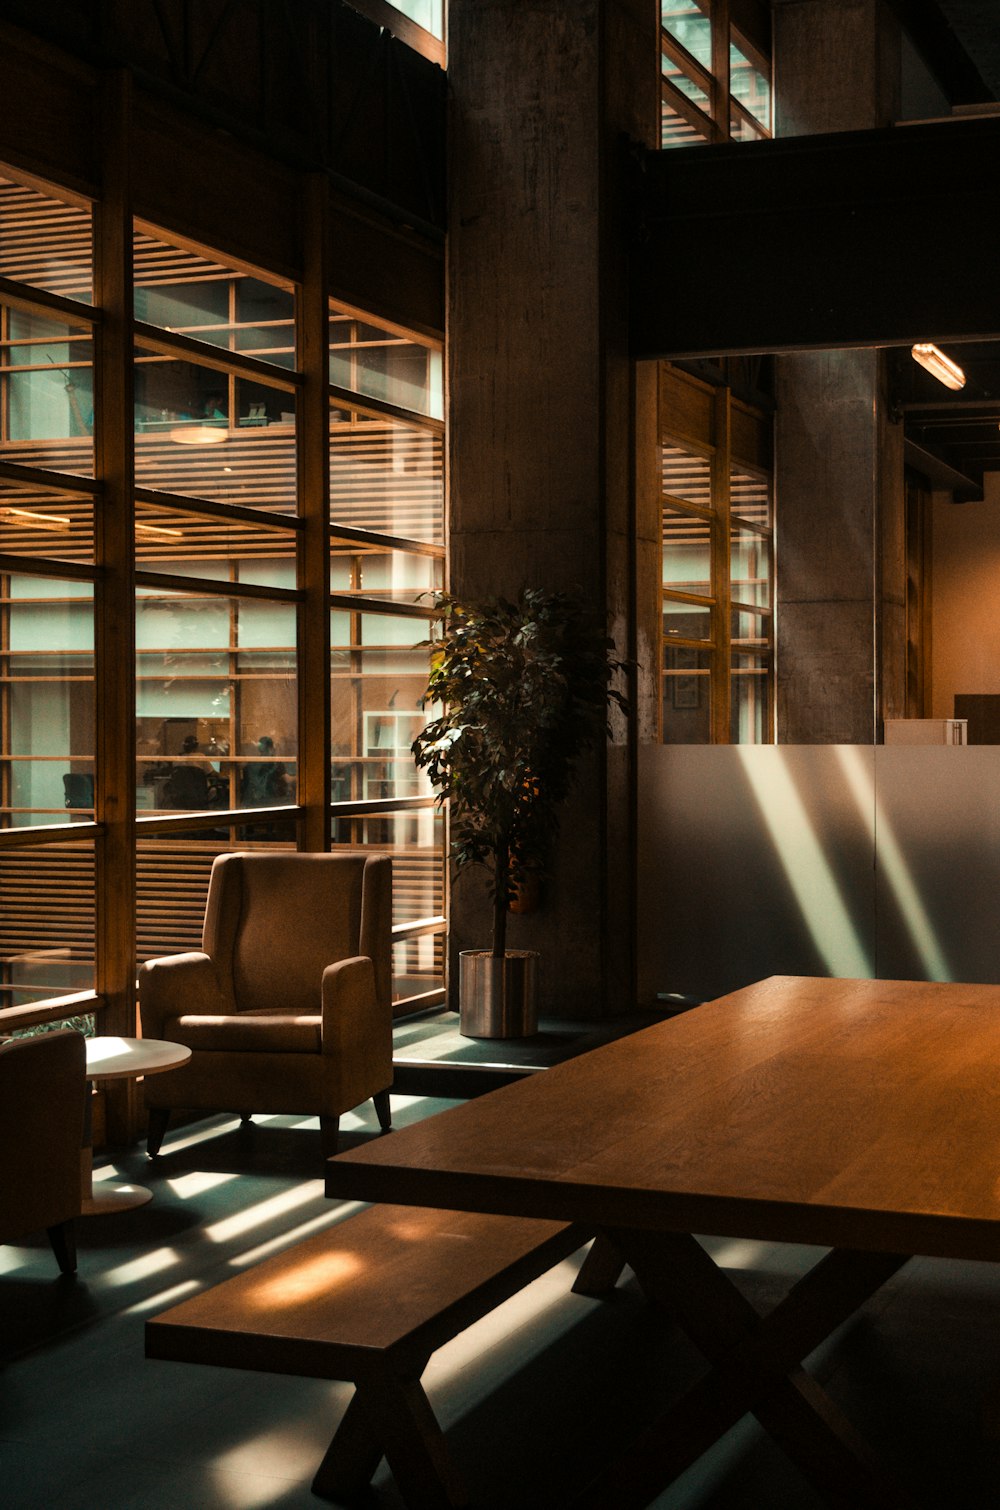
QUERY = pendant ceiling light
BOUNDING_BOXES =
[168,423,228,445]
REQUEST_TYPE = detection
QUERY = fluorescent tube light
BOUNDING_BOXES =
[135,522,184,539]
[911,343,966,391]
[0,506,72,532]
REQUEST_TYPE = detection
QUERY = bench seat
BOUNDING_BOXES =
[146,1203,590,1508]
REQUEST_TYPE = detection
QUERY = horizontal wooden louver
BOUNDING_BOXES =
[0,179,92,300]
[0,427,442,556]
[0,845,95,1001]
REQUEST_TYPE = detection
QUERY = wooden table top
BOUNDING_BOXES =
[328,976,1000,1262]
[85,1035,191,1081]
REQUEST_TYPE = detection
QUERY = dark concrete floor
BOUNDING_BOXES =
[4,1088,1000,1508]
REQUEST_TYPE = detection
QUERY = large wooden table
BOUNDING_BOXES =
[327,975,1000,1509]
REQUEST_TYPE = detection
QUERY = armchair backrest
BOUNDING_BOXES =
[203,852,392,1016]
[0,1028,86,1243]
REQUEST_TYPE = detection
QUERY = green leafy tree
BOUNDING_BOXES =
[412,588,627,959]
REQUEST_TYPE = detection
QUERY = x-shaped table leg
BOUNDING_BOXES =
[571,1227,916,1510]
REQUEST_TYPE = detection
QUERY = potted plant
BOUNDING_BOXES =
[412,587,626,1038]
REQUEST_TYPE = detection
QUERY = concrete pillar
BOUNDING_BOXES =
[773,0,906,742]
[446,0,658,1016]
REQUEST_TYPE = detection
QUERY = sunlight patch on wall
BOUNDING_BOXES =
[837,745,953,981]
[736,746,874,977]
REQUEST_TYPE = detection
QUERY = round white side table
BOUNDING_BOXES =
[83,1036,192,1215]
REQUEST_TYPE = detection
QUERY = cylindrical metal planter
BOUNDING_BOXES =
[459,949,538,1039]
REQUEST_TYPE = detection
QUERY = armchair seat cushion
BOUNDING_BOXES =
[164,1011,322,1054]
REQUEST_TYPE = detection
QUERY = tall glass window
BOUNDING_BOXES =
[660,365,774,743]
[0,162,446,1027]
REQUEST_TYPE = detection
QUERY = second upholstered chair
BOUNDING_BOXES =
[138,851,393,1161]
[0,1028,87,1274]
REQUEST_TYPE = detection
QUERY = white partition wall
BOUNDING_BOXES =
[638,744,1000,1004]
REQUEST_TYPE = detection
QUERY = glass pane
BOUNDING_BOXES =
[730,40,770,129]
[1,305,94,476]
[731,653,769,743]
[730,112,767,142]
[730,522,770,608]
[330,542,442,605]
[731,608,771,652]
[330,613,434,804]
[730,465,771,528]
[3,575,94,827]
[329,303,443,420]
[662,443,712,507]
[662,0,712,68]
[663,506,712,595]
[661,95,711,149]
[0,477,94,563]
[135,589,297,815]
[134,227,295,369]
[0,841,95,1007]
[393,931,445,1003]
[662,55,710,109]
[134,348,296,512]
[330,417,444,544]
[664,600,712,643]
[389,0,444,38]
[331,808,444,1001]
[0,172,92,302]
[135,502,296,586]
[662,645,711,745]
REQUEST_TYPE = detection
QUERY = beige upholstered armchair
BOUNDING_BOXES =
[0,1028,87,1274]
[138,852,393,1160]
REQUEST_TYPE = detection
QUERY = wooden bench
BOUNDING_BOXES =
[146,1204,606,1509]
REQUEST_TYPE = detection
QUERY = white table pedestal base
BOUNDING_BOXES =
[82,1182,153,1216]
[80,1146,153,1216]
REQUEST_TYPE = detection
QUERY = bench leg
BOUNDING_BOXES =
[312,1390,385,1500]
[373,1087,392,1132]
[376,1373,471,1510]
[314,1370,470,1510]
[572,1232,627,1297]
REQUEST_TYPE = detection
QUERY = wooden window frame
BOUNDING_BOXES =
[660,0,772,145]
[0,110,447,1062]
[659,366,774,745]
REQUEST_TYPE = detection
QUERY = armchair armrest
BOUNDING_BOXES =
[321,955,393,1110]
[138,952,230,1041]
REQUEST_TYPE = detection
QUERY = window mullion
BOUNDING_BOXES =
[93,70,137,1116]
[711,0,732,139]
[298,174,332,851]
[711,386,732,742]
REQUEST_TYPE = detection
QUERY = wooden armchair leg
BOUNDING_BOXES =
[373,1088,391,1132]
[146,1107,171,1158]
[47,1219,77,1276]
[320,1114,340,1159]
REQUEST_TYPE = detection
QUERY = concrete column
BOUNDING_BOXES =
[773,0,906,742]
[446,0,658,1016]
